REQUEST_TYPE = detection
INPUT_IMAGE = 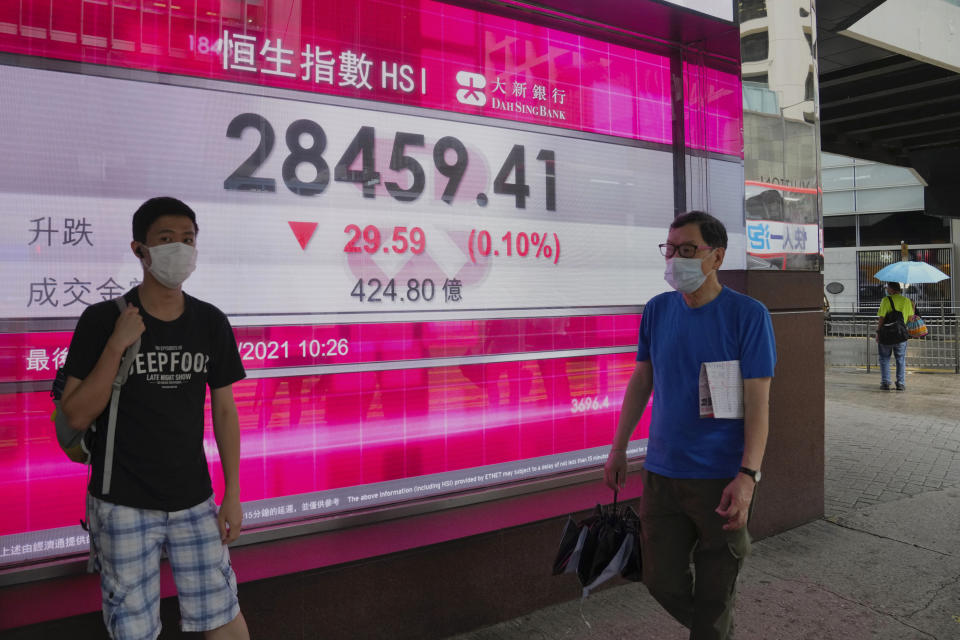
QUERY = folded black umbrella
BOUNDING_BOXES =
[552,515,582,575]
[552,491,642,597]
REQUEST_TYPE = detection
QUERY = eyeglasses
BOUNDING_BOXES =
[659,242,713,259]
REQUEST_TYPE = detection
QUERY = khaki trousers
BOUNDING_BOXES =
[640,469,753,640]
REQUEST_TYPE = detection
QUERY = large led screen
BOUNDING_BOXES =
[0,0,743,568]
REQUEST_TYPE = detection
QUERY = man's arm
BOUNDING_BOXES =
[211,384,243,544]
[60,306,144,431]
[716,376,771,531]
[603,360,653,490]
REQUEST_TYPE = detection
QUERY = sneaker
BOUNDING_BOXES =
[896,384,905,391]
[880,383,891,391]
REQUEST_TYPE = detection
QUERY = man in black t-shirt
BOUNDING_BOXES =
[61,197,249,640]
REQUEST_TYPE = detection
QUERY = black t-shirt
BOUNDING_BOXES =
[63,289,245,511]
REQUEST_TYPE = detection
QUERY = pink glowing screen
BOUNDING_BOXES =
[0,318,649,563]
[0,0,739,155]
[684,61,743,155]
[0,0,741,569]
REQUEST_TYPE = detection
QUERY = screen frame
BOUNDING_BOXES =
[0,0,743,581]
[0,459,645,590]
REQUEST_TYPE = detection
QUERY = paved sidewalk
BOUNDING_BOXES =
[824,368,960,517]
[447,368,960,640]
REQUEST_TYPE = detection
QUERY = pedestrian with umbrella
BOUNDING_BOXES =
[872,258,949,391]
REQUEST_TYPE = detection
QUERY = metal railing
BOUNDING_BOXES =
[825,309,960,372]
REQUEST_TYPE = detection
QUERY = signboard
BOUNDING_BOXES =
[744,178,821,269]
[0,0,740,156]
[0,0,742,569]
[0,65,675,318]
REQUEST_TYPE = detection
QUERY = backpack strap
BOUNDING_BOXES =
[101,295,142,495]
[886,296,899,316]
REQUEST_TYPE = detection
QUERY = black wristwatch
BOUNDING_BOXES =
[739,466,761,483]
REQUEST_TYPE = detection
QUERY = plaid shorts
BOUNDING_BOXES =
[87,494,240,639]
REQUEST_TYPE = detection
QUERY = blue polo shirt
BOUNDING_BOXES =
[637,287,777,479]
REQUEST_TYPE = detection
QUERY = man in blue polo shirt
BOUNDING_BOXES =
[604,211,777,640]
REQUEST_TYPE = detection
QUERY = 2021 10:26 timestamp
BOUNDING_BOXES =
[237,339,349,361]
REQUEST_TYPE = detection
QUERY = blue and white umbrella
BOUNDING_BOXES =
[873,261,950,284]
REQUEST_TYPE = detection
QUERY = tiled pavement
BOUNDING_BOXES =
[824,367,960,516]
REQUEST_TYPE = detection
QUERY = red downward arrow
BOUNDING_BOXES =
[288,221,318,251]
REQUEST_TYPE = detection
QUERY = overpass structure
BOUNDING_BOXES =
[818,0,960,218]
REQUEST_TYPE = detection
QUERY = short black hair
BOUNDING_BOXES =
[886,281,901,293]
[670,210,728,249]
[132,197,198,243]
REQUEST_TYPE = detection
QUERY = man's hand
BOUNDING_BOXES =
[108,306,145,352]
[217,490,243,544]
[715,473,755,531]
[603,449,628,491]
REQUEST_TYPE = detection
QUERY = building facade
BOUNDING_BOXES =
[823,153,956,314]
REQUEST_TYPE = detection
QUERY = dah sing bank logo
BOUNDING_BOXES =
[454,69,568,121]
[455,71,487,106]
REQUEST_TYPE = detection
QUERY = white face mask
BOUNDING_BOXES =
[143,242,197,289]
[664,256,709,294]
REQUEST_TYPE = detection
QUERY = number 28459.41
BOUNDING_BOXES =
[223,113,557,210]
